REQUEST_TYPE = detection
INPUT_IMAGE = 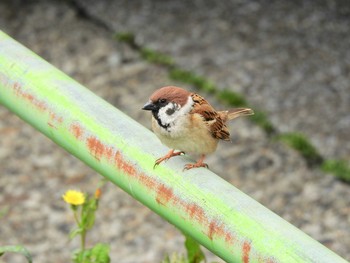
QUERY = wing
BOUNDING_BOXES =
[190,93,231,141]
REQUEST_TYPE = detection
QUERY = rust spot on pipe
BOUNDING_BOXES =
[49,112,63,123]
[12,81,48,112]
[225,232,235,245]
[11,81,65,129]
[48,112,63,128]
[114,150,137,176]
[242,241,251,263]
[139,173,156,189]
[156,184,174,205]
[208,220,217,240]
[70,123,84,139]
[87,136,105,161]
[186,203,205,222]
[112,148,158,190]
[105,146,114,161]
[208,219,226,240]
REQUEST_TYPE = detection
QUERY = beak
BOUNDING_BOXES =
[142,101,157,111]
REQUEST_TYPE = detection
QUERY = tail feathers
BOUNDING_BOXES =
[226,108,254,120]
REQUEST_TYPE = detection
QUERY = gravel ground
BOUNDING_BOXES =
[77,0,350,160]
[0,1,350,262]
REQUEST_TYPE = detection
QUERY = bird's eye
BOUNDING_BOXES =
[159,99,167,104]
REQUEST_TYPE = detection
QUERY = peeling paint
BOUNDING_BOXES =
[114,150,137,176]
[208,220,218,240]
[49,112,63,123]
[156,184,174,205]
[70,123,84,139]
[186,203,205,223]
[13,81,48,112]
[208,219,226,240]
[105,146,114,161]
[225,232,235,246]
[48,112,63,128]
[10,80,66,129]
[242,241,252,263]
[86,136,105,161]
[138,173,157,189]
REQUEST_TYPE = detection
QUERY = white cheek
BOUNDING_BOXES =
[158,103,180,124]
[167,98,194,132]
[157,97,194,135]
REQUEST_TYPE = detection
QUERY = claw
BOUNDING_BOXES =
[154,149,184,168]
[183,162,209,171]
[183,155,208,171]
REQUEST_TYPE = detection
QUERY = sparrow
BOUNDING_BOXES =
[142,86,254,170]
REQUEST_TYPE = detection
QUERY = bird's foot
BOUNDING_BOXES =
[183,155,208,171]
[154,149,184,168]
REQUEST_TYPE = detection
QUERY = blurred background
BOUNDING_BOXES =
[0,0,349,262]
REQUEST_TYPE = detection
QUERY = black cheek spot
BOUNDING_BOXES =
[166,107,175,115]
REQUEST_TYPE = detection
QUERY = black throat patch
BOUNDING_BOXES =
[152,111,170,130]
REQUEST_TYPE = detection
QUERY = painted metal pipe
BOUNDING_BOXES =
[0,30,347,263]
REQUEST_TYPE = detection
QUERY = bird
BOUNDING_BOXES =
[142,86,254,170]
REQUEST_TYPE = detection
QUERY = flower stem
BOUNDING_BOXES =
[73,209,86,251]
[80,204,86,252]
[81,230,86,251]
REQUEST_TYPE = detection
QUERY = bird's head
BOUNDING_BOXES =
[142,86,193,129]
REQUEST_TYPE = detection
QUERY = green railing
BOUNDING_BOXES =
[0,31,347,263]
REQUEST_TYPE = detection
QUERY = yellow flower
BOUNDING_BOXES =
[62,190,85,206]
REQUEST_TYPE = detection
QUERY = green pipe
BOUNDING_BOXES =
[0,30,347,263]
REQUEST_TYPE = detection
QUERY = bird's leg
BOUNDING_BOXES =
[183,154,209,170]
[154,149,184,168]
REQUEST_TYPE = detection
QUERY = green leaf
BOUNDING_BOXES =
[322,159,350,182]
[184,235,205,263]
[73,249,89,263]
[216,89,248,107]
[168,68,216,94]
[141,48,174,67]
[249,110,276,135]
[84,212,96,230]
[277,132,323,166]
[0,245,32,263]
[73,243,110,263]
[69,227,84,240]
[81,198,97,230]
[161,254,171,263]
[114,32,135,44]
[161,253,187,263]
[90,243,110,263]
